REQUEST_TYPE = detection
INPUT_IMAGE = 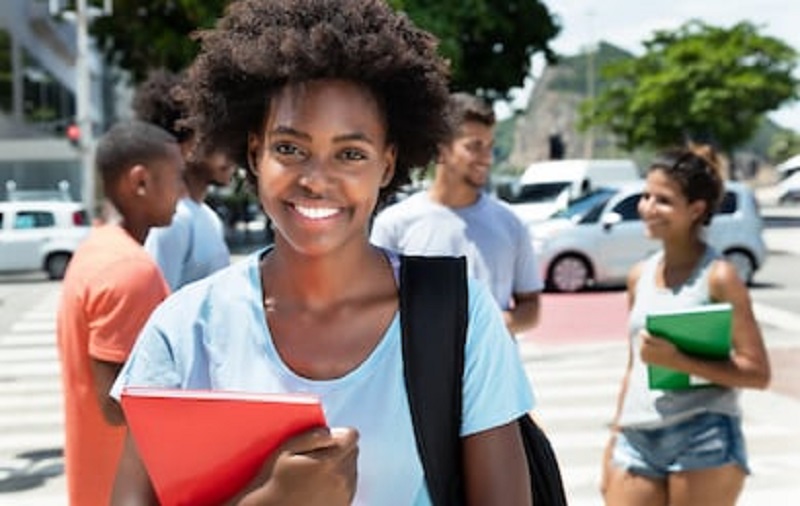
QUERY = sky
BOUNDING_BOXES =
[497,0,800,131]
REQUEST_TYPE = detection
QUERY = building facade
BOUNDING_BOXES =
[0,0,107,204]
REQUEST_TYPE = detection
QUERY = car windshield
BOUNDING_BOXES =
[551,188,616,221]
[504,182,571,204]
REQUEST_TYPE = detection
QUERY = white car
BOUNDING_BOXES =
[777,171,800,204]
[506,158,641,224]
[0,200,91,279]
[532,182,767,292]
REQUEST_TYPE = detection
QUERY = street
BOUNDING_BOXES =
[0,206,798,505]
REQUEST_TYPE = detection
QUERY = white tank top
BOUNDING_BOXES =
[619,246,741,429]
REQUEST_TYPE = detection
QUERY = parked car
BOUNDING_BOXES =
[532,181,767,292]
[777,171,800,204]
[505,158,641,225]
[0,200,90,279]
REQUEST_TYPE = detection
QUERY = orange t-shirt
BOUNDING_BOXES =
[57,224,170,506]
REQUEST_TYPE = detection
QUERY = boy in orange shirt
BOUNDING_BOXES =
[57,120,184,505]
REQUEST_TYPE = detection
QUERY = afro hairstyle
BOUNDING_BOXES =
[178,0,451,204]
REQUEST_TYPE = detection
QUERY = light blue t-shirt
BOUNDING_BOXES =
[370,192,543,309]
[112,249,535,506]
[145,197,230,291]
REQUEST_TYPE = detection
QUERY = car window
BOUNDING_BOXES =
[717,191,737,215]
[0,212,3,229]
[552,188,615,221]
[611,195,641,221]
[505,182,572,204]
[14,211,56,229]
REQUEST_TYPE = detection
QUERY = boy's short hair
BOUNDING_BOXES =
[95,120,178,187]
[443,92,495,142]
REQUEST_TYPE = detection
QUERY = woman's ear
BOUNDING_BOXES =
[247,132,261,176]
[689,199,707,224]
[380,146,397,188]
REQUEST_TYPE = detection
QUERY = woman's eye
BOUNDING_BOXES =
[341,148,367,161]
[273,143,301,156]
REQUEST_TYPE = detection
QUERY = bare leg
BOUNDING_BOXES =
[668,463,745,506]
[603,464,667,506]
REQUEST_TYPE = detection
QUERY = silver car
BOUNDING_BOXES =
[532,181,767,292]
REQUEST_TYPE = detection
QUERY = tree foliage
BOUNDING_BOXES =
[768,129,800,163]
[90,0,560,99]
[579,20,799,153]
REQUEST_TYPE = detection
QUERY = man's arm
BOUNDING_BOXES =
[90,358,125,425]
[503,291,540,336]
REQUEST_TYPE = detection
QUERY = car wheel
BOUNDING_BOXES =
[724,250,755,285]
[547,254,591,293]
[46,253,71,280]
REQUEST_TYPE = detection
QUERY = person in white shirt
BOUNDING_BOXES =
[371,92,543,334]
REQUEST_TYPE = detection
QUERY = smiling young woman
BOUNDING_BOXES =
[108,1,536,505]
[602,144,770,506]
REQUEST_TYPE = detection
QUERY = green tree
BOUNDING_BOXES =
[579,20,799,157]
[91,0,226,83]
[91,0,560,98]
[768,129,800,163]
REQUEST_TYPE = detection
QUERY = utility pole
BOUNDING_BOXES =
[583,9,596,160]
[50,0,113,218]
[75,0,94,215]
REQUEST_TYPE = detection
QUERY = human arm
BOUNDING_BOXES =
[86,259,169,425]
[506,218,544,335]
[111,427,359,506]
[463,421,531,506]
[638,259,770,389]
[461,281,535,505]
[503,292,540,335]
[90,359,125,425]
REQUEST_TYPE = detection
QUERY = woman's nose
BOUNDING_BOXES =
[298,159,330,193]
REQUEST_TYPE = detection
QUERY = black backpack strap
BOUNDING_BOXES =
[400,255,467,506]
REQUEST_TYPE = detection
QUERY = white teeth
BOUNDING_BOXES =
[294,205,339,220]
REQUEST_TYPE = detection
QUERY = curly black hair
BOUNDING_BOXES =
[648,143,724,226]
[132,69,193,143]
[178,0,451,204]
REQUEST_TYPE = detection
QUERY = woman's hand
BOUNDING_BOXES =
[638,330,681,369]
[236,427,359,506]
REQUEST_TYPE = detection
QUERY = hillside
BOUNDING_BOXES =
[505,42,794,177]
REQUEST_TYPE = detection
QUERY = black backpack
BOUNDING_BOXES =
[399,255,569,506]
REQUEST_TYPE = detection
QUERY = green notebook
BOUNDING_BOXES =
[645,302,732,390]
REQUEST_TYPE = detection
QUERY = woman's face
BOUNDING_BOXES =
[638,168,706,241]
[248,79,396,257]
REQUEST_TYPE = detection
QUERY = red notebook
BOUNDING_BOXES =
[120,387,326,506]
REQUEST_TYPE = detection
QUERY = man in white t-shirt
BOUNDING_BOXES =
[133,69,236,290]
[371,92,542,335]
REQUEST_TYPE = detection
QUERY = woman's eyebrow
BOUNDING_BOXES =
[268,125,311,140]
[270,125,376,146]
[333,132,375,145]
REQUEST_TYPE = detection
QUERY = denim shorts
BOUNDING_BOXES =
[612,412,750,479]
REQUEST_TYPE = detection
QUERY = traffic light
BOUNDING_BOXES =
[66,123,80,147]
